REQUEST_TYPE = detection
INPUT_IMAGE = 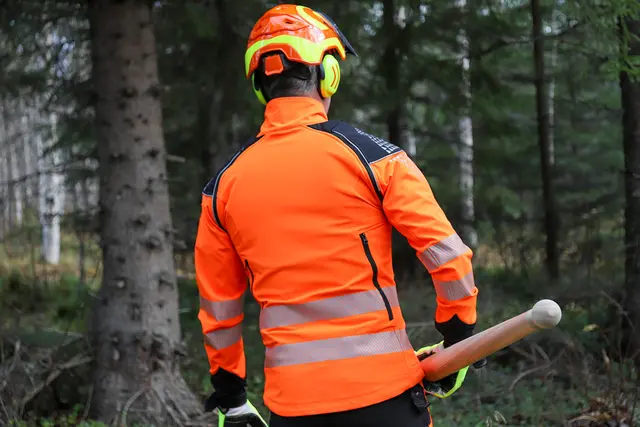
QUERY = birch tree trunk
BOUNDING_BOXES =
[456,0,477,249]
[37,109,64,265]
[0,102,7,239]
[36,126,49,259]
[2,98,24,229]
[547,7,560,166]
[47,112,64,265]
[6,111,15,229]
[38,30,65,265]
[88,0,200,422]
[21,105,36,202]
[10,121,24,228]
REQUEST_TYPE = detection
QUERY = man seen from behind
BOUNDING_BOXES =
[194,4,480,427]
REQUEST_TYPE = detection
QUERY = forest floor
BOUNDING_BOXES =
[0,229,638,427]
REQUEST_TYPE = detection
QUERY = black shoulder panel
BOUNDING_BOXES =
[308,120,401,202]
[310,120,401,163]
[202,176,217,196]
[202,135,261,231]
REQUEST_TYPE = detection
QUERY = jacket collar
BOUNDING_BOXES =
[258,96,328,136]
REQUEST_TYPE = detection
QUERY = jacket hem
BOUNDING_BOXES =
[264,367,424,417]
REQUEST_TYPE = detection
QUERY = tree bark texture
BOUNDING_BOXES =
[88,0,200,423]
[0,102,7,240]
[531,0,560,279]
[620,14,640,364]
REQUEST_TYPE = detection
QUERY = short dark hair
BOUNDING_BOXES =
[257,61,319,100]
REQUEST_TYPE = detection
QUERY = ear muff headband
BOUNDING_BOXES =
[252,73,268,105]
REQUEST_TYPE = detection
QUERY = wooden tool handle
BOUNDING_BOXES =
[421,299,562,382]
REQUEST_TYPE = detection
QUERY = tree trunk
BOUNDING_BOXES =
[531,0,560,279]
[10,124,24,228]
[2,98,24,230]
[88,0,200,423]
[72,178,91,289]
[36,108,63,265]
[547,5,559,166]
[456,0,477,249]
[0,102,7,240]
[36,119,48,259]
[382,0,422,281]
[2,101,13,230]
[39,112,64,265]
[207,0,245,176]
[382,0,406,153]
[21,103,36,202]
[620,13,640,365]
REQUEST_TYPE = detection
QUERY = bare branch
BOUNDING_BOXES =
[18,354,93,413]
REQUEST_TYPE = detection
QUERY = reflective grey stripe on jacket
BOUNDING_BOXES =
[260,286,399,329]
[265,329,413,368]
[259,285,412,368]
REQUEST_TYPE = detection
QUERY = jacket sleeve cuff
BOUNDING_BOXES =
[435,314,475,348]
[207,369,247,410]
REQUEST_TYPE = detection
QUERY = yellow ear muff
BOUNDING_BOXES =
[319,54,341,99]
[252,73,267,106]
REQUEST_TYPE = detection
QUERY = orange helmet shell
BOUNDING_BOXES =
[245,4,357,79]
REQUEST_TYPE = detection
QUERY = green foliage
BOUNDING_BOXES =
[9,405,107,427]
[3,268,638,426]
[565,0,640,80]
[1,0,633,275]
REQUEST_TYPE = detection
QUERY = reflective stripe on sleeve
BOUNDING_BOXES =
[433,271,476,301]
[200,294,244,321]
[419,233,471,272]
[204,324,242,350]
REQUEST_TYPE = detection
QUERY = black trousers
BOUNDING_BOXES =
[269,383,431,427]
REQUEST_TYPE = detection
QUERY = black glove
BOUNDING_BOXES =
[436,313,488,369]
[203,370,268,426]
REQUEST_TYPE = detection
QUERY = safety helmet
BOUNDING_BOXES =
[245,4,358,105]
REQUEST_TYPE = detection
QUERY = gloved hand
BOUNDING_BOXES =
[415,341,468,399]
[215,400,268,427]
[204,389,268,427]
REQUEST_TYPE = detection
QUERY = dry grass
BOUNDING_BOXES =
[1,225,638,426]
[0,225,102,289]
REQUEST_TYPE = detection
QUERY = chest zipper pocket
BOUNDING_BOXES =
[245,260,255,293]
[359,233,394,321]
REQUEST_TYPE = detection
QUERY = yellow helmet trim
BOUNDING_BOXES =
[244,34,346,78]
[296,5,329,31]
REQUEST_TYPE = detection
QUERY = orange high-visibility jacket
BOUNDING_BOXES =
[194,96,478,417]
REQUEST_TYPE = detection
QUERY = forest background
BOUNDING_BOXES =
[0,0,639,426]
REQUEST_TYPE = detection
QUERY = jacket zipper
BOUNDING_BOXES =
[245,260,254,292]
[359,233,394,321]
